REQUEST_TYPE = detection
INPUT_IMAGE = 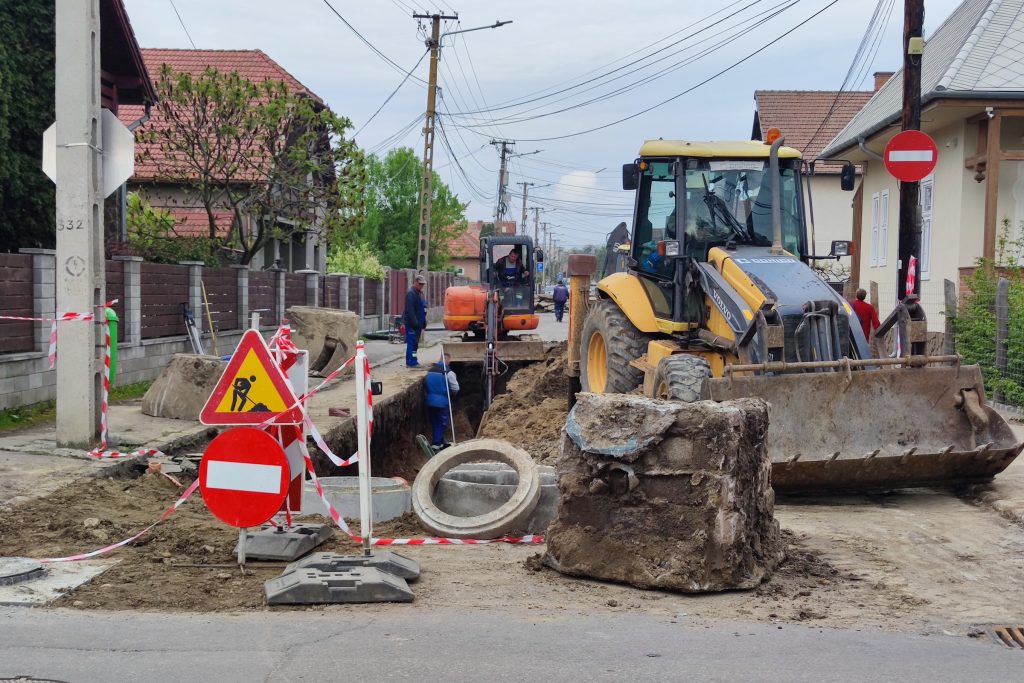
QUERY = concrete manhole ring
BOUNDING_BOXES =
[412,438,542,539]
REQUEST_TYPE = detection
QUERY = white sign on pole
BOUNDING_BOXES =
[42,108,135,198]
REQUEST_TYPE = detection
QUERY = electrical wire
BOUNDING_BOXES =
[321,0,428,85]
[801,0,894,155]
[168,0,197,49]
[449,0,800,129]
[446,0,768,116]
[354,48,430,138]
[472,0,839,143]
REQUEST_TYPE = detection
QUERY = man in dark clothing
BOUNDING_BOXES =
[493,246,528,285]
[850,288,880,344]
[552,279,569,322]
[404,274,427,367]
[425,351,459,449]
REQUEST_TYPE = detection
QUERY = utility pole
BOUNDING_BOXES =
[897,0,925,300]
[491,139,513,228]
[518,181,533,235]
[413,12,458,272]
[55,0,105,447]
[541,222,549,293]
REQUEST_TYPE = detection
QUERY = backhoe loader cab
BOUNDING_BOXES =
[579,136,1023,493]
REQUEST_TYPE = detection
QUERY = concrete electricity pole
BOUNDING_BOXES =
[55,0,105,447]
[413,12,457,272]
[897,0,925,299]
[491,140,513,227]
[518,181,533,235]
[541,222,549,292]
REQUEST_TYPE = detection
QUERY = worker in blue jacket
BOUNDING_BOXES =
[425,351,459,450]
[404,274,427,367]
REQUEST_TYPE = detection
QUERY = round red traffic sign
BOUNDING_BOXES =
[199,427,289,528]
[884,130,938,182]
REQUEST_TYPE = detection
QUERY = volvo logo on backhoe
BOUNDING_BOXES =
[710,288,735,326]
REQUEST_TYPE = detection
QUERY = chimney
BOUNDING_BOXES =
[873,71,894,92]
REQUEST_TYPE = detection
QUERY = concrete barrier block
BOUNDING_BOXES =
[285,306,359,376]
[544,393,782,593]
[141,353,226,420]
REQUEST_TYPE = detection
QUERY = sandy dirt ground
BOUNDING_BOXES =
[1,440,1022,636]
[2,337,1022,635]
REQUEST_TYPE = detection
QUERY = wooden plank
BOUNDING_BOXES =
[984,114,1002,261]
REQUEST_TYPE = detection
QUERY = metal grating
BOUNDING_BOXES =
[990,626,1024,649]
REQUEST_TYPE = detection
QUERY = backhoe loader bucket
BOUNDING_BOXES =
[705,364,1023,494]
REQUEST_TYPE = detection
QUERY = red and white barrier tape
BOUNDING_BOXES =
[43,324,541,563]
[39,480,200,563]
[1,302,114,370]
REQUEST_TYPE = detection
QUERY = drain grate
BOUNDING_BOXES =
[990,626,1024,649]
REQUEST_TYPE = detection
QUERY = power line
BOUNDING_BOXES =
[321,0,427,84]
[486,1,840,143]
[801,0,893,155]
[447,0,766,117]
[449,0,800,129]
[168,0,196,49]
[354,48,430,138]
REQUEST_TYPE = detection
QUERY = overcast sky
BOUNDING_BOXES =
[123,0,962,247]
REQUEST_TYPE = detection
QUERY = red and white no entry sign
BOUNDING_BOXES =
[199,427,290,528]
[884,130,938,182]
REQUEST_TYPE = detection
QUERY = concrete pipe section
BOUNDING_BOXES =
[302,476,411,522]
[412,439,542,539]
[435,463,557,534]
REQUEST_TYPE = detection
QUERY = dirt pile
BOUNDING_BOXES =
[478,342,569,463]
[0,471,430,612]
[544,392,783,592]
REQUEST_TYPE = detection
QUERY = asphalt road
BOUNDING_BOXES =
[1,606,1018,682]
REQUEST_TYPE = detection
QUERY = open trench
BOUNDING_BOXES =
[314,354,560,481]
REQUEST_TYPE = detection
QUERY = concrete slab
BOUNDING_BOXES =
[0,560,113,607]
[232,524,334,562]
[300,476,411,521]
[264,566,414,605]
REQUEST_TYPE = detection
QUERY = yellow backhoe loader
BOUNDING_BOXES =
[579,133,1022,493]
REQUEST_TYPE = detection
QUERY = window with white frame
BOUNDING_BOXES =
[879,189,889,267]
[870,192,880,267]
[920,176,933,279]
[455,266,465,275]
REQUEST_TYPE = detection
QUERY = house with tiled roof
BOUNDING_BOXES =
[821,0,1024,326]
[752,83,879,264]
[119,48,330,272]
[448,220,516,280]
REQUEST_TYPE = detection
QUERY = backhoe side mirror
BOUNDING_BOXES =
[622,163,639,191]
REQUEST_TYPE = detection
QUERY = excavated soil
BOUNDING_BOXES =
[477,343,569,464]
[1,459,1023,634]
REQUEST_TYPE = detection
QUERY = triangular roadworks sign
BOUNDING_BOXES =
[200,329,303,425]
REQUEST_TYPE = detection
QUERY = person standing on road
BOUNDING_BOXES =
[850,288,881,354]
[425,351,459,450]
[552,279,569,322]
[404,274,427,367]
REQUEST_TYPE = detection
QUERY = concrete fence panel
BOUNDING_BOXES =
[0,253,36,354]
[140,262,190,339]
[202,266,240,333]
[248,270,276,326]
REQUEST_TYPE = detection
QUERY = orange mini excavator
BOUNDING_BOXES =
[443,235,545,406]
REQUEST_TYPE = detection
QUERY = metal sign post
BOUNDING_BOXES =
[355,343,372,555]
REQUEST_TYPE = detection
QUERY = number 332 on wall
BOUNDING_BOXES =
[58,219,84,231]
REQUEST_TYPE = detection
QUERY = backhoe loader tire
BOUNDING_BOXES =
[580,299,651,394]
[653,354,711,402]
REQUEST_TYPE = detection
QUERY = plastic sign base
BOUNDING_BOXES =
[286,551,422,580]
[231,524,334,562]
[264,566,414,605]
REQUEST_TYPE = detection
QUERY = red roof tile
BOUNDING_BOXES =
[753,90,873,173]
[448,220,517,258]
[165,207,235,238]
[120,49,324,182]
